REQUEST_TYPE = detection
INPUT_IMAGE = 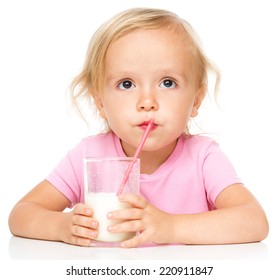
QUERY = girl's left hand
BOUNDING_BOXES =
[107,194,174,248]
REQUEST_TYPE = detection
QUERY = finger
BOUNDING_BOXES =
[107,207,143,220]
[73,203,93,217]
[71,224,98,240]
[108,219,144,234]
[70,235,93,247]
[120,232,147,248]
[119,194,148,209]
[72,214,98,229]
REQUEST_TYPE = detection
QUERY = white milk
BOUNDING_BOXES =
[85,192,135,242]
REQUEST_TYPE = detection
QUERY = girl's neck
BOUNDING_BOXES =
[121,139,178,175]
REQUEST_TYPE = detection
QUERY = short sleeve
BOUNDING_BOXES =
[202,142,242,208]
[46,140,84,207]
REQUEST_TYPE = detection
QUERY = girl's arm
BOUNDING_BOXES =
[8,180,98,246]
[107,183,269,247]
[172,183,269,245]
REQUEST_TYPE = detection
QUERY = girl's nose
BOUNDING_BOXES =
[136,92,159,111]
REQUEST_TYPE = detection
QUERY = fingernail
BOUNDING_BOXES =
[107,225,114,232]
[107,212,113,218]
[86,208,92,215]
[118,194,124,201]
[92,221,97,228]
[90,230,97,237]
[89,241,96,247]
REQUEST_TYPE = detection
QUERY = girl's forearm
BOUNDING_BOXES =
[172,204,268,245]
[9,201,66,242]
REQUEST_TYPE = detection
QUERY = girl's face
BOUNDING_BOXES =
[96,28,204,156]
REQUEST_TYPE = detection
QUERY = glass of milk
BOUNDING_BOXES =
[84,157,140,246]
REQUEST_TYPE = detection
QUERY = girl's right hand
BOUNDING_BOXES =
[60,203,98,246]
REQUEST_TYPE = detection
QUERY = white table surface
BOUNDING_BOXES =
[7,236,269,260]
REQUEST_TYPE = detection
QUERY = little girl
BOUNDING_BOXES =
[9,8,268,248]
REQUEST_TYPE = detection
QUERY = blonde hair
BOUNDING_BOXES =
[70,7,221,126]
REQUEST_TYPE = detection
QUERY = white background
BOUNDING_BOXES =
[1,0,277,278]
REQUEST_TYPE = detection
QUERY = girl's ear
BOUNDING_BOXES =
[94,94,107,120]
[190,84,206,118]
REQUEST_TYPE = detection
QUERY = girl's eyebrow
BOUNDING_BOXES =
[106,68,188,80]
[105,71,138,81]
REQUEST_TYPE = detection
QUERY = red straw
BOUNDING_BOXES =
[117,118,154,196]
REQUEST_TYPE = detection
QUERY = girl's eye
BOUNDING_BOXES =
[159,79,177,89]
[117,80,135,90]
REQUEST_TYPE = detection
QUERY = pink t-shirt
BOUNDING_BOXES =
[46,132,241,214]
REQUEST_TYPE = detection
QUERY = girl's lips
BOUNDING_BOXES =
[138,121,157,131]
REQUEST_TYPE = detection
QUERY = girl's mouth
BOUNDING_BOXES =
[138,121,157,131]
